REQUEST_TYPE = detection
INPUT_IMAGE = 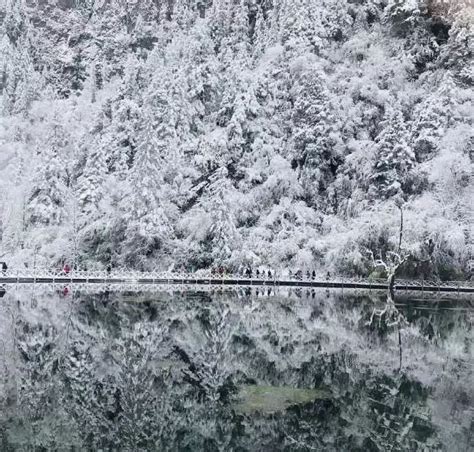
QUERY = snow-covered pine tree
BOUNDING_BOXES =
[208,0,234,51]
[77,137,108,217]
[145,48,191,208]
[441,10,474,85]
[0,2,39,115]
[184,18,220,124]
[277,0,347,52]
[385,0,424,33]
[291,70,343,206]
[96,54,143,177]
[371,107,416,200]
[217,0,252,69]
[226,82,260,165]
[252,2,272,59]
[410,71,466,162]
[2,0,27,46]
[123,109,173,266]
[199,166,241,266]
[410,92,449,162]
[27,123,70,226]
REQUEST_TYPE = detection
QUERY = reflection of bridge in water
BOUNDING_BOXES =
[0,270,473,293]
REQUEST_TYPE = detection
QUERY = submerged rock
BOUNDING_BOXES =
[234,384,331,415]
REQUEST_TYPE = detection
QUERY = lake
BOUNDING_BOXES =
[0,285,472,451]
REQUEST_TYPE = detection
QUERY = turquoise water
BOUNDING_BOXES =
[0,286,472,451]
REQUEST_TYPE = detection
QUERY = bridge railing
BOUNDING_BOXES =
[1,268,472,289]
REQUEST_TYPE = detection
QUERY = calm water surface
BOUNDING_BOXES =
[0,286,472,451]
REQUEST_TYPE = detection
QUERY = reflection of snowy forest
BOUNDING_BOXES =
[0,288,472,450]
[0,1,472,276]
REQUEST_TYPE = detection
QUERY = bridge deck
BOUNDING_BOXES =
[0,272,472,293]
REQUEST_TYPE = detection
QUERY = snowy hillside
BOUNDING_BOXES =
[0,0,472,278]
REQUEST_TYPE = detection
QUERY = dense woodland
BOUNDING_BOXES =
[0,0,472,277]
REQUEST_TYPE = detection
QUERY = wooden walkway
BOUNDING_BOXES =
[0,270,472,293]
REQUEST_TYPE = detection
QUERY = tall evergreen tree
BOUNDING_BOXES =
[122,110,173,265]
[291,71,343,205]
[77,137,108,217]
[27,123,70,226]
[0,3,39,115]
[189,166,241,266]
[206,167,241,265]
[371,107,416,200]
[438,9,473,84]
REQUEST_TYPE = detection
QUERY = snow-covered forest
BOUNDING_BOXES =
[0,0,472,277]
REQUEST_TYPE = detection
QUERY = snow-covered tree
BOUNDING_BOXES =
[27,123,70,226]
[371,107,416,200]
[121,110,173,266]
[188,166,241,266]
[290,70,343,206]
[410,91,450,162]
[0,3,40,115]
[77,138,108,216]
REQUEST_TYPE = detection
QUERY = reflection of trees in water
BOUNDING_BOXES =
[173,302,240,403]
[0,289,472,451]
[62,321,177,450]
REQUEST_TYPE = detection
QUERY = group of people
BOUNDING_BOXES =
[61,263,114,274]
[243,267,274,279]
[289,269,321,281]
[208,267,326,281]
[210,267,228,276]
[210,267,274,279]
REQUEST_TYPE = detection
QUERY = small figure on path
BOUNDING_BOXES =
[106,264,112,275]
[268,269,272,279]
[326,271,331,281]
[256,269,260,278]
[63,263,71,275]
[306,270,311,280]
[1,262,7,276]
[312,270,316,280]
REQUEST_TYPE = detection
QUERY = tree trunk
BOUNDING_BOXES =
[398,206,404,252]
[388,270,396,302]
